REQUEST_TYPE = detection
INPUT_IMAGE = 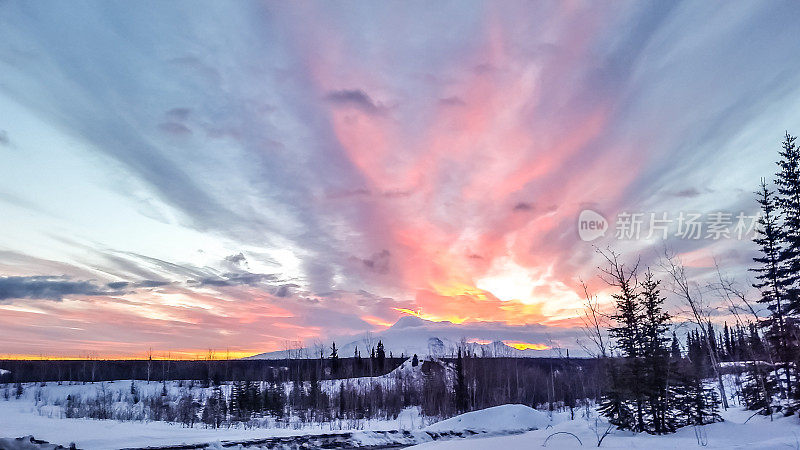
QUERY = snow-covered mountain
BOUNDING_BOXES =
[246,315,565,360]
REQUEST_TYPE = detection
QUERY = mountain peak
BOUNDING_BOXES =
[390,314,429,329]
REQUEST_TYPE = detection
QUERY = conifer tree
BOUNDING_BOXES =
[687,329,706,369]
[639,270,676,433]
[230,381,249,422]
[597,250,642,431]
[723,322,732,361]
[775,133,800,307]
[753,178,794,396]
[707,321,718,360]
[598,359,634,429]
[454,348,468,413]
[266,382,284,419]
[670,332,682,360]
[338,383,346,419]
[675,363,722,427]
[308,368,321,420]
[202,384,225,428]
[130,379,139,403]
[249,381,262,415]
[742,361,778,415]
[748,323,766,357]
[330,342,339,376]
[376,340,386,373]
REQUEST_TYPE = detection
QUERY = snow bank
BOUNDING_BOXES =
[424,404,556,434]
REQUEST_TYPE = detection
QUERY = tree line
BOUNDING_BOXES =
[5,353,602,429]
[590,251,722,434]
[0,355,407,384]
[588,131,800,434]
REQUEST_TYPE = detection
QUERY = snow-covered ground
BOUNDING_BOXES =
[408,373,800,449]
[0,392,548,449]
[0,359,439,449]
[410,407,800,449]
[3,371,800,449]
[4,393,800,449]
[0,377,425,449]
[0,396,425,449]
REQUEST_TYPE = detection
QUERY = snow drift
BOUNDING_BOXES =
[424,404,557,434]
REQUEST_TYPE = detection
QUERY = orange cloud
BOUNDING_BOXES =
[392,307,468,324]
[502,341,550,351]
[361,315,394,328]
[405,288,557,326]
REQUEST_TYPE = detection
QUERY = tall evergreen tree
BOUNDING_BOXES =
[376,340,386,373]
[775,133,800,307]
[773,132,800,399]
[723,322,732,361]
[607,274,642,359]
[330,342,339,376]
[640,271,676,433]
[670,332,682,360]
[749,323,767,357]
[598,253,646,431]
[354,346,362,376]
[454,348,468,413]
[707,321,718,359]
[641,271,670,357]
[752,178,793,396]
[687,329,706,368]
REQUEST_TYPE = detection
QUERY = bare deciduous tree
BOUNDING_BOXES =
[660,249,729,409]
[579,279,609,358]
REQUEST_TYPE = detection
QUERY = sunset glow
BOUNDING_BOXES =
[0,350,258,361]
[0,1,797,359]
[502,342,551,351]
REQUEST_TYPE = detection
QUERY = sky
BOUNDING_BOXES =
[2,0,800,358]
